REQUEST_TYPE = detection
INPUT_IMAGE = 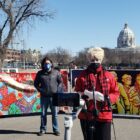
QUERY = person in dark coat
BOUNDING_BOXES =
[34,56,63,136]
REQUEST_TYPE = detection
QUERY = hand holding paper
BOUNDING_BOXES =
[84,89,104,101]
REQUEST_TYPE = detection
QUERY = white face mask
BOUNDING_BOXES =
[23,94,36,103]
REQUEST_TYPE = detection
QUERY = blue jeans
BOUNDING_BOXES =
[40,97,59,132]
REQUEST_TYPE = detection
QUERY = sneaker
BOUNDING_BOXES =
[58,110,65,114]
[54,131,60,136]
[37,131,44,136]
[37,131,46,136]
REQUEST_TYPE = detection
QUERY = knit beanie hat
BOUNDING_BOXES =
[87,47,104,63]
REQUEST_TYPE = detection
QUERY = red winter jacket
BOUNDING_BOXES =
[75,69,119,122]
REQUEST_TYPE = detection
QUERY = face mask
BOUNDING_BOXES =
[44,63,52,72]
[88,62,101,73]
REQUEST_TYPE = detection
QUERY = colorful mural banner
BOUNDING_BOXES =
[0,70,68,116]
[71,69,140,116]
[1,69,140,117]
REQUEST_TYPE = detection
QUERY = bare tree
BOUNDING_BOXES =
[45,47,72,66]
[74,48,88,67]
[0,0,53,65]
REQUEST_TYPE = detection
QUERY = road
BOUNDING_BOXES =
[0,115,140,140]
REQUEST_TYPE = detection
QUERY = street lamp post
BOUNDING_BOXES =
[41,46,43,54]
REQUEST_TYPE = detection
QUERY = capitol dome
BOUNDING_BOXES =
[117,23,136,48]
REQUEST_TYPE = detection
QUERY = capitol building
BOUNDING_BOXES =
[116,23,140,51]
[103,23,140,68]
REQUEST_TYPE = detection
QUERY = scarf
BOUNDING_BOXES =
[86,65,109,96]
[86,65,111,113]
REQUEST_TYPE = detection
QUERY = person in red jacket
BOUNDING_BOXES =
[75,47,120,140]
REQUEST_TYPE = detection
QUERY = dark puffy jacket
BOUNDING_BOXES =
[34,69,63,97]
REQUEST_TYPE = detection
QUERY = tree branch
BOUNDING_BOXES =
[0,0,53,49]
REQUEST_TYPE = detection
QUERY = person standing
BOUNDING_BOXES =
[75,47,120,140]
[34,56,62,136]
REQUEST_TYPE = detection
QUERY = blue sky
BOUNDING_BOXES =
[20,0,140,55]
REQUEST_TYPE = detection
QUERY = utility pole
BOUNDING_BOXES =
[21,40,25,69]
[10,42,20,67]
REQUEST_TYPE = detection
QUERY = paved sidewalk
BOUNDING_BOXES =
[0,115,140,140]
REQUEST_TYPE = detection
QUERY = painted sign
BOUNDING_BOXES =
[1,69,140,117]
[0,70,68,116]
[71,69,140,116]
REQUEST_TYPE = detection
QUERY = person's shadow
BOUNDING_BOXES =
[0,129,37,134]
[0,129,54,135]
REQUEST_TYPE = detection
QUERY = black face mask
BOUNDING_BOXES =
[88,62,101,73]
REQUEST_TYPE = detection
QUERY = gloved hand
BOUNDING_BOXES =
[84,89,104,101]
